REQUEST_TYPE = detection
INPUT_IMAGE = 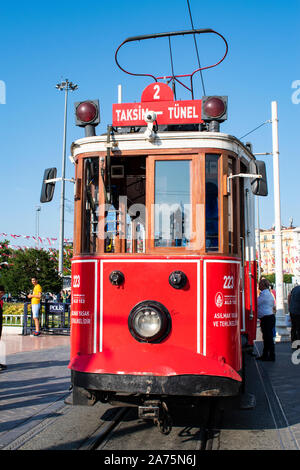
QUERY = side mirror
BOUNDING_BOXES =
[40,168,57,203]
[249,160,268,196]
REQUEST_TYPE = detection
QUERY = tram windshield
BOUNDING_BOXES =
[154,160,191,248]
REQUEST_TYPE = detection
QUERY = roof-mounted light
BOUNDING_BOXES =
[201,96,228,122]
[74,100,100,137]
[75,101,98,123]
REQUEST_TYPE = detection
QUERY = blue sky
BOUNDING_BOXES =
[0,0,299,249]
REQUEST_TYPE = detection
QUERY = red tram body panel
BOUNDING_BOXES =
[70,256,242,390]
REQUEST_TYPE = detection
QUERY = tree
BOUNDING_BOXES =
[1,248,62,297]
[283,274,293,284]
[262,273,293,285]
[0,240,12,274]
[49,244,73,276]
[263,274,275,285]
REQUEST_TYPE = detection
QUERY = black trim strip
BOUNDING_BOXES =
[72,370,241,397]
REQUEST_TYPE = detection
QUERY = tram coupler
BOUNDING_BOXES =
[138,400,173,435]
[138,400,160,419]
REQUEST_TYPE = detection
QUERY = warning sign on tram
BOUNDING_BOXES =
[112,83,203,127]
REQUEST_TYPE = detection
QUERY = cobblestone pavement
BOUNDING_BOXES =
[0,334,70,449]
[1,332,300,450]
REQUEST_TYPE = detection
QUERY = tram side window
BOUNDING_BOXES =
[102,156,146,254]
[205,154,220,252]
[154,160,191,248]
[83,157,99,253]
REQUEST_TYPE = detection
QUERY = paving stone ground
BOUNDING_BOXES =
[0,334,70,448]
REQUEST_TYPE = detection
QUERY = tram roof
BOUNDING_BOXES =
[71,131,255,164]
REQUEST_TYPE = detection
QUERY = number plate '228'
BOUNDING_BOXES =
[223,275,234,289]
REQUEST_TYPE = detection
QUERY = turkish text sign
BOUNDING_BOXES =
[112,82,202,127]
[113,100,203,127]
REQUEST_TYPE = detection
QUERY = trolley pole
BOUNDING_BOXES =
[271,101,288,341]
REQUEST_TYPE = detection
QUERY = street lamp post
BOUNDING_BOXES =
[271,101,289,341]
[35,205,41,248]
[56,79,78,275]
[256,198,261,279]
[254,102,289,341]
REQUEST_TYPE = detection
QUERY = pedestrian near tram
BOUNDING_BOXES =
[257,278,276,361]
[28,277,42,336]
[288,285,300,348]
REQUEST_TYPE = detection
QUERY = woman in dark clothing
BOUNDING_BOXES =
[288,285,300,346]
[257,278,276,361]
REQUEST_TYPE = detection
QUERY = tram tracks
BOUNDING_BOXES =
[78,399,221,451]
[3,397,216,451]
[79,407,129,450]
[4,350,299,451]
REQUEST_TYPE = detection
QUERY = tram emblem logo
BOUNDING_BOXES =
[215,292,224,308]
[73,275,80,288]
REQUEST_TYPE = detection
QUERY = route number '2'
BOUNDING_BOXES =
[153,84,160,100]
[223,275,234,289]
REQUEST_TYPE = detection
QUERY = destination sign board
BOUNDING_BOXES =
[112,83,203,127]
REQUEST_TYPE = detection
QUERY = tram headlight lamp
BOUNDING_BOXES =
[128,301,171,343]
[201,96,227,121]
[134,309,161,337]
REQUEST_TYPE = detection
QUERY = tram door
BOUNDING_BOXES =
[241,162,257,345]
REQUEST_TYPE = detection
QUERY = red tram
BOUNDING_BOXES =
[42,29,268,431]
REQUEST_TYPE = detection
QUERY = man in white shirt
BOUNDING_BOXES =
[257,278,275,361]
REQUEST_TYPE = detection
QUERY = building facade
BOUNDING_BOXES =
[256,226,300,283]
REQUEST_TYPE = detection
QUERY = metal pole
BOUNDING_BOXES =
[36,206,41,248]
[118,84,122,104]
[256,198,261,279]
[271,101,288,340]
[58,81,68,275]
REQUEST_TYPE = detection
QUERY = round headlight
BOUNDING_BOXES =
[128,301,171,343]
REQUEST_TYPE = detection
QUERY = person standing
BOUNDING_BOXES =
[288,285,300,347]
[28,277,42,336]
[257,278,276,361]
[0,285,7,370]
